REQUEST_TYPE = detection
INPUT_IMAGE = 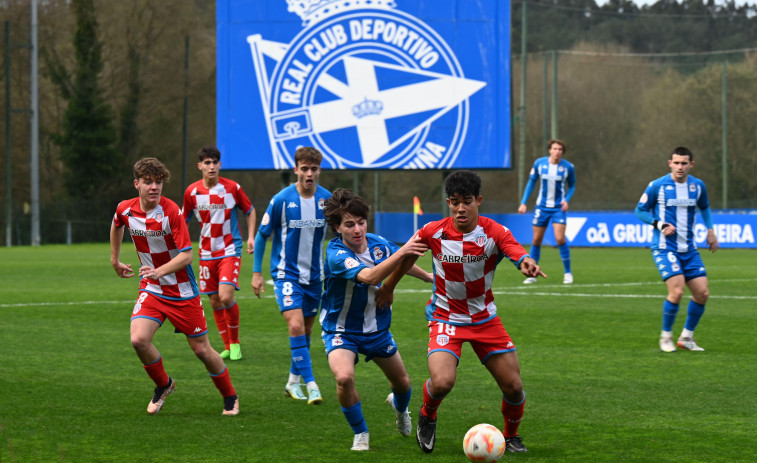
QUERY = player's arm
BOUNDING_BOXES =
[355,235,427,286]
[700,207,719,253]
[251,230,269,297]
[246,206,257,254]
[110,221,134,278]
[562,165,576,211]
[497,226,547,279]
[406,264,433,283]
[139,249,193,281]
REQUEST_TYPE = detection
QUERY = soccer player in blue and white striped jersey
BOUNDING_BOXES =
[252,147,331,404]
[635,146,719,353]
[518,139,576,284]
[320,188,432,451]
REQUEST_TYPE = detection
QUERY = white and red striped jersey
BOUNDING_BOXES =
[417,216,529,326]
[113,196,199,300]
[182,177,253,260]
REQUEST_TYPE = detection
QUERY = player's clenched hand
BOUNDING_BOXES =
[113,262,134,278]
[252,272,265,298]
[375,285,394,310]
[247,238,255,255]
[519,257,547,280]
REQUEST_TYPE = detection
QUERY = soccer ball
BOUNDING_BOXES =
[463,423,506,462]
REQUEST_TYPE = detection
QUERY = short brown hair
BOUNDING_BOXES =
[133,157,170,183]
[197,146,221,162]
[323,188,370,229]
[548,139,566,153]
[294,146,323,167]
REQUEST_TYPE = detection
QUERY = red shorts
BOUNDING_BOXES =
[198,256,241,294]
[131,291,208,337]
[427,317,516,364]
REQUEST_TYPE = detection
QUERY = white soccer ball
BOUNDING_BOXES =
[463,423,506,462]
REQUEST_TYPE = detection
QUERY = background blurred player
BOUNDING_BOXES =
[183,146,256,361]
[518,139,576,284]
[252,147,331,404]
[635,146,719,353]
[320,188,432,451]
[110,157,239,416]
[409,170,545,454]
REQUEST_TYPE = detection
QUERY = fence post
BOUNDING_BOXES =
[721,60,728,209]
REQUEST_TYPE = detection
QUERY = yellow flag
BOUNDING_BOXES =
[413,196,423,215]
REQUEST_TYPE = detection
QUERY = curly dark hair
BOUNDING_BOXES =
[444,170,481,198]
[323,188,370,229]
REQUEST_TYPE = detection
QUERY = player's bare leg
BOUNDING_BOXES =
[485,352,527,452]
[187,334,239,415]
[375,352,412,437]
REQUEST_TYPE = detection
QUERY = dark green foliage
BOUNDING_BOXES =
[46,0,119,210]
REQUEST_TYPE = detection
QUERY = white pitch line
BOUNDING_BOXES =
[2,279,755,308]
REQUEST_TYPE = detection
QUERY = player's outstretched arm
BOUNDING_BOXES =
[357,235,427,286]
[251,231,268,297]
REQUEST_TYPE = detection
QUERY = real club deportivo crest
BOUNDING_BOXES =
[247,0,485,169]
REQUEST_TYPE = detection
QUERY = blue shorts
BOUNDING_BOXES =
[273,279,321,317]
[532,207,566,227]
[651,250,707,282]
[322,330,399,362]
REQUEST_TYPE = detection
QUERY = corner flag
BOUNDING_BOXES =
[413,196,423,215]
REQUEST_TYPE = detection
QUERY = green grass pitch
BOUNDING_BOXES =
[1,244,755,462]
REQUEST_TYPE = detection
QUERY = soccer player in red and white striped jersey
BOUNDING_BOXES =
[182,146,256,361]
[404,170,545,454]
[110,157,239,416]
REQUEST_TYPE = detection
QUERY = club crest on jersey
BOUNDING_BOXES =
[283,295,293,306]
[245,0,485,169]
[689,183,696,192]
[474,233,486,247]
[132,303,142,315]
[318,198,325,210]
[332,334,344,346]
[154,212,163,222]
[372,246,384,260]
[436,334,449,346]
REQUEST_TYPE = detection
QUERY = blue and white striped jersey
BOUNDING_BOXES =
[320,234,400,335]
[636,173,710,253]
[521,156,576,209]
[257,184,331,285]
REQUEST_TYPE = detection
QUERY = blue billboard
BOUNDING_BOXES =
[217,0,511,170]
[375,211,757,249]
